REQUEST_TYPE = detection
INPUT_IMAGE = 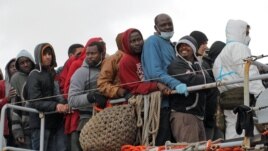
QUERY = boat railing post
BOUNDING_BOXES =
[0,104,42,151]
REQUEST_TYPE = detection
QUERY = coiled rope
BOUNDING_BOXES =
[128,91,161,146]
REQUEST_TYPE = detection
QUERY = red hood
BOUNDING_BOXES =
[79,37,105,61]
[122,28,142,55]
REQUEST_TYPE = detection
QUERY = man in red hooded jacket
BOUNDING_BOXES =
[119,28,170,96]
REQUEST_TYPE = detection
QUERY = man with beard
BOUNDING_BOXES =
[10,50,35,149]
[119,28,170,96]
[68,41,107,150]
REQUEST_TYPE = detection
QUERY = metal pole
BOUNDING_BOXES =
[4,146,37,151]
[165,140,243,150]
[3,104,39,113]
[171,73,268,93]
[0,104,39,150]
[242,59,252,148]
[244,59,251,107]
[0,104,7,149]
[109,74,268,104]
[197,140,243,150]
[39,113,45,151]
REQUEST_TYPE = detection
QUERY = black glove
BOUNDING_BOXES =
[87,93,107,109]
[233,105,254,137]
[124,91,133,101]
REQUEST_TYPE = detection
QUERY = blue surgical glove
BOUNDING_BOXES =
[175,83,188,97]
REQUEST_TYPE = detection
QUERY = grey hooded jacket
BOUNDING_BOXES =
[10,50,35,140]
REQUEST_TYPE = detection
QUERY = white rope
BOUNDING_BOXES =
[129,91,161,146]
[148,91,161,145]
[142,95,149,145]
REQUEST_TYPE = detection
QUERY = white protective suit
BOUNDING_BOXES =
[213,19,265,139]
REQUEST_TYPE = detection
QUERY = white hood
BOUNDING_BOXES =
[226,19,249,45]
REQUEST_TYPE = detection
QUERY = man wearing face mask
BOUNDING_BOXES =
[141,13,188,145]
[213,19,265,139]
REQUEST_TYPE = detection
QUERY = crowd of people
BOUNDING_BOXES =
[0,13,268,151]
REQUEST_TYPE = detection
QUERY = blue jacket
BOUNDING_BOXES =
[141,34,181,89]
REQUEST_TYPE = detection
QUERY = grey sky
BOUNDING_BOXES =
[1,0,268,76]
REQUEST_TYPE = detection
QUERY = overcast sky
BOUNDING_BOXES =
[1,0,268,76]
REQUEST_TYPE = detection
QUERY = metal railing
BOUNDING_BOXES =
[1,73,268,150]
[0,104,45,151]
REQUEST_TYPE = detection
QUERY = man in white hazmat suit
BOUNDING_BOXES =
[212,19,265,139]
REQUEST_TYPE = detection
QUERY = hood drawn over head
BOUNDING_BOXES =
[15,49,35,72]
[5,58,16,82]
[208,41,226,62]
[175,35,198,62]
[80,37,105,61]
[121,28,143,55]
[190,31,208,49]
[34,43,57,71]
[226,19,249,45]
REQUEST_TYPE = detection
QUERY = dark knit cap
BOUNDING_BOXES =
[176,35,198,54]
[208,41,226,62]
[190,31,208,49]
[0,68,3,80]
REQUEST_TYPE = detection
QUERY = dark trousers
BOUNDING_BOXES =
[67,131,82,151]
[31,123,67,151]
[205,126,225,140]
[155,107,173,146]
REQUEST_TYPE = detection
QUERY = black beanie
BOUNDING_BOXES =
[190,31,208,49]
[0,68,2,80]
[176,35,198,54]
[208,41,226,62]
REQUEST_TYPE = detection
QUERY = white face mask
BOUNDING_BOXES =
[159,31,174,40]
[156,25,174,40]
[245,36,251,46]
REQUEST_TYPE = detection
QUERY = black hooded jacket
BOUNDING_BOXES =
[168,56,213,118]
[202,41,226,79]
[24,43,62,129]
